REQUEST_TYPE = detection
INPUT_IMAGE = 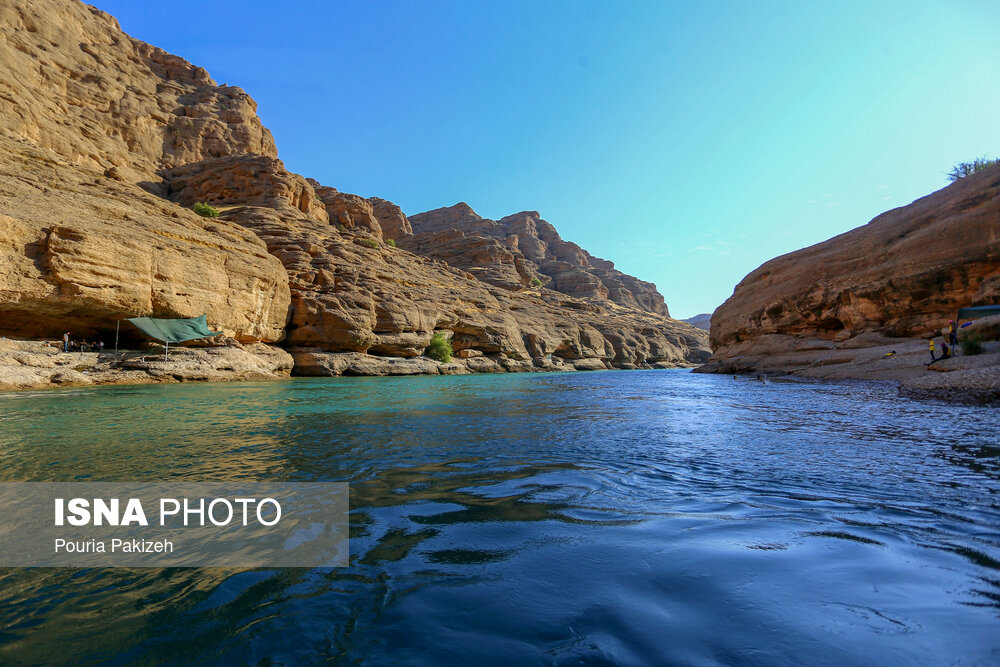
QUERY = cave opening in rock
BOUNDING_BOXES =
[0,309,151,347]
[815,317,846,331]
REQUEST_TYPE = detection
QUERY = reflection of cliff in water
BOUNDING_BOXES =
[0,383,296,482]
[936,440,1000,480]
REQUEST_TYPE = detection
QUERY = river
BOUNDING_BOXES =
[0,370,997,664]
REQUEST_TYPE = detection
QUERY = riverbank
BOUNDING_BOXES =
[7,333,996,404]
[0,338,295,391]
[0,339,695,391]
[695,331,1000,405]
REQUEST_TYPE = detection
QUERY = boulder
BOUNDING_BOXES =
[573,358,609,371]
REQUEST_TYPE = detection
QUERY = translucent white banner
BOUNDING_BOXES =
[0,483,349,567]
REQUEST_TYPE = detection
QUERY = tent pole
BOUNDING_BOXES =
[164,340,168,362]
[115,319,120,362]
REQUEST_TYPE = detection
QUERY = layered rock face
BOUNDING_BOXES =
[0,0,708,378]
[0,137,290,341]
[405,204,670,314]
[0,0,289,341]
[369,198,413,240]
[0,1,276,183]
[704,165,1000,372]
[166,162,708,368]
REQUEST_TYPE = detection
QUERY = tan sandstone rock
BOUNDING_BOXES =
[0,0,290,342]
[369,197,413,240]
[0,139,290,341]
[408,204,670,314]
[0,339,293,390]
[0,0,276,184]
[700,167,1000,402]
[0,0,709,386]
[709,165,1000,353]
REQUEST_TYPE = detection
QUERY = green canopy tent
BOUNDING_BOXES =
[125,315,222,360]
[958,305,1000,320]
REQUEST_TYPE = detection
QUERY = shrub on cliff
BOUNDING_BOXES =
[425,333,453,362]
[959,333,984,356]
[530,278,542,287]
[387,239,396,247]
[192,202,220,218]
[360,238,378,248]
[947,156,999,182]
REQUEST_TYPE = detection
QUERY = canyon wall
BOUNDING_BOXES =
[405,204,670,314]
[0,0,288,341]
[702,164,1000,373]
[0,0,708,374]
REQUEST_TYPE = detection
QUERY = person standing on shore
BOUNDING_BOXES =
[62,332,69,352]
[929,338,936,362]
[948,320,958,352]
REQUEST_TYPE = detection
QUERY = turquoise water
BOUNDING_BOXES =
[0,370,998,665]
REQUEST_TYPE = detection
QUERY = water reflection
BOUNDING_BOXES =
[0,371,998,664]
[937,440,1000,480]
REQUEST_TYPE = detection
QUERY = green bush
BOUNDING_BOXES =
[192,202,220,218]
[947,156,999,182]
[959,333,984,356]
[387,239,396,247]
[530,278,542,287]
[425,333,453,362]
[361,238,378,248]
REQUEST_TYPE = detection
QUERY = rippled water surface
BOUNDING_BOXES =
[0,370,998,665]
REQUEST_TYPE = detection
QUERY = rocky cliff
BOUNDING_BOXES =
[405,204,670,314]
[699,166,1000,401]
[0,0,707,384]
[163,158,707,372]
[0,0,288,342]
[708,166,1000,352]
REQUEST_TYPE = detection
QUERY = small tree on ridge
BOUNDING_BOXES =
[947,156,999,182]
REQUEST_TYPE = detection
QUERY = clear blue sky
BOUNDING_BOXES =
[94,0,1000,319]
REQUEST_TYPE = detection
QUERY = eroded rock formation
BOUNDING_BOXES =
[0,138,290,341]
[0,338,294,390]
[0,0,289,341]
[0,1,276,183]
[165,163,707,367]
[0,0,708,382]
[405,204,670,314]
[703,164,1000,379]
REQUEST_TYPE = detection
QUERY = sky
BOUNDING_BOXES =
[93,0,1000,319]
